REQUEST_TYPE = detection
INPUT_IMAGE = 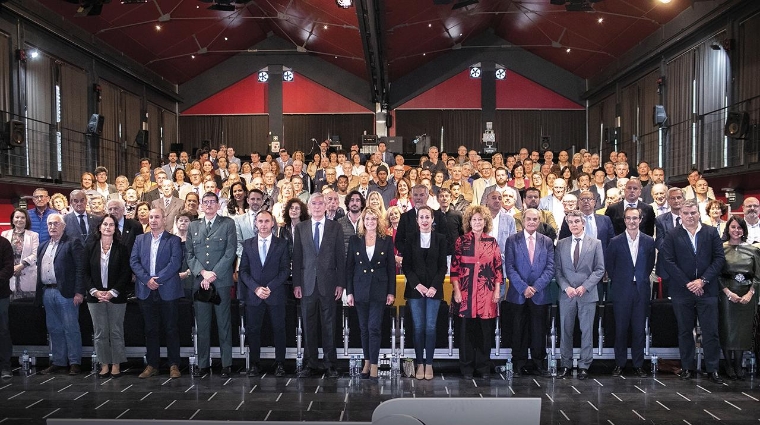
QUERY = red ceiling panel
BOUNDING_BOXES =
[283,72,372,114]
[181,72,268,115]
[397,70,482,110]
[496,71,583,110]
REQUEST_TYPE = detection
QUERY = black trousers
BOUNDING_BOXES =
[355,301,385,365]
[459,317,495,376]
[301,293,337,369]
[672,296,721,372]
[510,299,549,370]
[245,301,286,363]
[139,291,180,369]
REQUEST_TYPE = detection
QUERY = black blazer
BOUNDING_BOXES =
[395,207,449,259]
[35,234,84,306]
[119,218,143,254]
[83,240,131,304]
[346,235,396,304]
[238,235,291,306]
[659,225,725,299]
[403,232,448,300]
[605,200,655,237]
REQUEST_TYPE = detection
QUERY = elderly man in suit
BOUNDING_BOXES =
[37,214,85,375]
[293,192,346,378]
[106,199,142,253]
[505,208,555,377]
[239,210,291,377]
[654,187,685,298]
[540,178,568,227]
[559,191,615,251]
[152,180,185,232]
[186,192,238,378]
[660,199,725,384]
[606,206,656,378]
[64,189,101,245]
[554,210,605,380]
[130,208,183,379]
[606,178,655,236]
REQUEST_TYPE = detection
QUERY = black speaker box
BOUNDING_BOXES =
[653,105,667,127]
[725,111,750,139]
[135,130,149,147]
[87,114,104,135]
[170,143,184,153]
[540,136,550,151]
[5,120,24,148]
[386,114,394,129]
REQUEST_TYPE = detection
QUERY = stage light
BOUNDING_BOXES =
[336,0,352,9]
[495,68,506,80]
[658,0,671,3]
[469,66,481,78]
[258,71,269,83]
[29,50,39,59]
[155,24,161,30]
[283,70,294,82]
[566,48,571,53]
[597,17,603,23]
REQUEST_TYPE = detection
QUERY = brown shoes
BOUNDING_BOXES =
[169,365,181,378]
[424,365,434,380]
[69,364,81,375]
[39,365,64,375]
[139,365,157,379]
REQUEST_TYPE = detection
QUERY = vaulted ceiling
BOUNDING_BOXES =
[35,0,694,89]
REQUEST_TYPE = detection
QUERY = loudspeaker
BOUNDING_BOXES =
[135,130,149,147]
[603,127,610,144]
[170,143,184,153]
[87,114,104,135]
[540,136,550,151]
[5,120,24,148]
[725,111,750,139]
[386,114,394,129]
[653,105,667,127]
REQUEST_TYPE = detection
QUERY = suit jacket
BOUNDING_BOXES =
[235,211,259,259]
[117,218,143,254]
[130,231,183,301]
[402,232,448,300]
[64,211,101,245]
[35,234,84,305]
[605,231,656,303]
[441,179,474,203]
[346,235,396,304]
[558,214,615,252]
[1,229,38,293]
[292,218,346,297]
[394,207,449,259]
[152,197,185,232]
[569,189,601,207]
[83,240,131,303]
[238,234,290,306]
[186,215,238,289]
[605,200,655,236]
[659,225,725,299]
[442,208,464,255]
[504,231,555,305]
[538,194,562,212]
[162,163,181,180]
[480,184,524,210]
[555,234,605,303]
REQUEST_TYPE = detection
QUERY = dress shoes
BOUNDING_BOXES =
[726,365,737,380]
[462,373,474,380]
[538,368,554,378]
[192,367,209,378]
[577,369,589,380]
[709,371,724,384]
[69,364,81,375]
[247,364,261,377]
[169,365,181,378]
[139,365,157,379]
[612,366,623,377]
[97,370,110,379]
[679,370,693,380]
[297,366,314,378]
[327,367,340,378]
[556,367,569,378]
[220,367,231,378]
[634,367,648,378]
[273,363,286,378]
[39,365,64,375]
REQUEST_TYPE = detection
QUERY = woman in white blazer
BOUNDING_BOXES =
[2,208,39,300]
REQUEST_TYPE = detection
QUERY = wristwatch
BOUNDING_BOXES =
[700,277,708,286]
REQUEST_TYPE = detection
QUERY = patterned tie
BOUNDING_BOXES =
[260,238,267,264]
[314,221,321,254]
[79,214,88,236]
[528,235,535,264]
[165,198,170,208]
[573,238,581,268]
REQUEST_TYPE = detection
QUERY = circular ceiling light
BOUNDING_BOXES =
[257,71,269,83]
[336,0,353,8]
[495,68,506,80]
[283,70,294,82]
[469,66,481,78]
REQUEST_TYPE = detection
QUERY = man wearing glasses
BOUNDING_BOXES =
[180,170,205,201]
[742,197,760,244]
[29,188,55,244]
[185,192,238,378]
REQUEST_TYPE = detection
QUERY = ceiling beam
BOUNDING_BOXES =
[355,0,389,107]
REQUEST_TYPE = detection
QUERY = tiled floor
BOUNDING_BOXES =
[1,359,760,424]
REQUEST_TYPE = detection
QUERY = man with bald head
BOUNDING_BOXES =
[540,177,568,226]
[152,180,184,232]
[64,189,101,245]
[649,183,670,217]
[605,178,655,236]
[743,197,760,244]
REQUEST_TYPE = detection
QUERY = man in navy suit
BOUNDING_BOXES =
[660,199,725,384]
[606,178,655,236]
[239,210,291,377]
[505,209,555,377]
[130,208,183,379]
[654,187,685,298]
[606,207,655,377]
[64,190,101,246]
[106,199,142,254]
[559,191,614,252]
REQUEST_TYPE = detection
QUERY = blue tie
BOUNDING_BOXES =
[260,238,267,264]
[314,222,321,254]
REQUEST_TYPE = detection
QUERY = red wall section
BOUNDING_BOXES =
[398,71,482,110]
[496,71,583,110]
[182,74,268,115]
[282,73,372,114]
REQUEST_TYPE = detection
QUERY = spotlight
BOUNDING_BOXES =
[336,0,352,8]
[597,17,603,23]
[29,50,39,59]
[495,68,506,80]
[469,66,481,78]
[258,71,269,83]
[155,24,161,30]
[283,70,294,82]
[566,48,571,53]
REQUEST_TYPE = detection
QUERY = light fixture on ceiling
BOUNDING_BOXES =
[155,24,161,31]
[283,70,294,82]
[566,48,571,53]
[658,0,672,3]
[597,17,603,23]
[120,0,147,4]
[550,0,603,12]
[258,71,269,83]
[29,50,40,59]
[208,0,235,11]
[323,25,328,30]
[191,55,196,59]
[224,37,228,41]
[469,66,481,78]
[428,23,432,28]
[452,0,478,10]
[336,0,353,9]
[495,68,506,80]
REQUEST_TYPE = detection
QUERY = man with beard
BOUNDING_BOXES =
[743,197,760,244]
[337,191,365,253]
[481,166,523,210]
[369,165,395,208]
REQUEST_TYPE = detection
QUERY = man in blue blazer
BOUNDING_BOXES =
[654,187,685,298]
[130,208,183,379]
[63,190,101,246]
[239,210,291,377]
[505,209,555,377]
[559,191,615,252]
[606,207,655,377]
[660,199,725,384]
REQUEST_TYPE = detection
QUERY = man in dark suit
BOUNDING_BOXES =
[239,210,291,377]
[151,180,185,232]
[505,209,556,377]
[143,170,178,204]
[292,192,346,378]
[605,178,655,236]
[106,199,143,254]
[554,211,606,380]
[37,214,85,375]
[606,206,656,378]
[186,192,238,378]
[377,140,394,165]
[395,184,449,259]
[437,188,464,254]
[64,190,101,245]
[603,162,630,192]
[654,187,685,298]
[559,191,615,252]
[660,199,725,384]
[130,208,183,379]
[569,173,601,207]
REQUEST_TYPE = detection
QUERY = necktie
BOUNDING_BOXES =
[206,220,212,233]
[676,216,681,227]
[585,215,594,237]
[165,198,170,208]
[573,238,581,267]
[79,214,87,236]
[260,238,267,263]
[314,222,321,253]
[528,235,535,264]
[628,203,636,208]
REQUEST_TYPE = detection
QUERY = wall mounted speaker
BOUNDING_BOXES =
[87,114,104,135]
[725,112,750,139]
[653,105,667,127]
[386,114,394,129]
[5,120,24,148]
[135,130,149,147]
[540,136,551,151]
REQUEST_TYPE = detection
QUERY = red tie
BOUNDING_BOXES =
[528,235,535,264]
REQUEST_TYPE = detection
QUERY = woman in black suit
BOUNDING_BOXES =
[403,205,448,380]
[346,207,396,380]
[84,214,131,378]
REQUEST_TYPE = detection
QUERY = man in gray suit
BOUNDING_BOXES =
[186,192,238,378]
[151,180,185,233]
[554,210,605,380]
[292,192,346,378]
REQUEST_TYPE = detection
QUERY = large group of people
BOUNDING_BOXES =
[0,141,756,386]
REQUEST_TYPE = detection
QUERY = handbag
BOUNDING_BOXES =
[194,281,222,305]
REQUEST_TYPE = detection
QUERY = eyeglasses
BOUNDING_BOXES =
[202,200,218,205]
[624,216,641,221]
[47,222,63,227]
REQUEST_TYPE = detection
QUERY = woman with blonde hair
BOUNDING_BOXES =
[49,193,70,214]
[366,191,387,220]
[531,172,549,198]
[271,181,295,226]
[386,206,403,273]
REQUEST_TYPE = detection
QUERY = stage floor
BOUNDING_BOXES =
[1,359,759,424]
